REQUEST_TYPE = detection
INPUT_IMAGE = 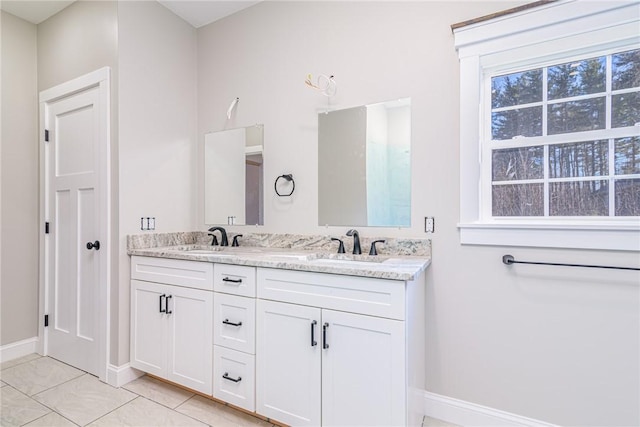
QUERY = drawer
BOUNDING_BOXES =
[213,346,255,412]
[131,256,213,291]
[257,267,405,320]
[214,264,256,297]
[213,293,256,354]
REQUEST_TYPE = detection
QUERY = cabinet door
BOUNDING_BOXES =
[321,309,406,427]
[166,285,213,395]
[130,280,167,376]
[256,300,321,426]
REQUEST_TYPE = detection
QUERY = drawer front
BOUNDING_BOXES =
[214,264,256,297]
[213,293,256,354]
[213,346,255,412]
[257,268,405,320]
[131,256,213,291]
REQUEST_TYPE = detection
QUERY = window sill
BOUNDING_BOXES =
[458,222,640,251]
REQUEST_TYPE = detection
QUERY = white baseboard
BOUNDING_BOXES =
[423,391,558,427]
[106,363,144,388]
[0,337,39,363]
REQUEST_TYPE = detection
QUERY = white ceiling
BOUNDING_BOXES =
[158,1,260,28]
[1,1,75,25]
[0,0,260,28]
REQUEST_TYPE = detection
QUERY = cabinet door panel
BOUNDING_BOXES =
[256,300,321,426]
[130,280,167,376]
[321,309,406,427]
[167,285,213,395]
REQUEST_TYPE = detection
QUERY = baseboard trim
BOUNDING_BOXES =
[106,363,144,388]
[423,391,558,426]
[0,337,39,363]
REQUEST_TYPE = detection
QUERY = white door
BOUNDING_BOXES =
[321,309,406,427]
[41,69,110,378]
[130,280,167,377]
[166,285,213,394]
[256,300,321,426]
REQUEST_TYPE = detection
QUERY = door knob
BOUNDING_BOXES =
[86,240,100,250]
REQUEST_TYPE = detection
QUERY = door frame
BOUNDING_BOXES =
[37,67,111,382]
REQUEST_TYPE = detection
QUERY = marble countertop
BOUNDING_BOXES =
[128,235,431,281]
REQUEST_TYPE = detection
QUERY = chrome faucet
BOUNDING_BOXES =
[346,229,361,255]
[208,226,229,246]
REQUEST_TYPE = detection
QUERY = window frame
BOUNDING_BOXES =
[453,0,640,251]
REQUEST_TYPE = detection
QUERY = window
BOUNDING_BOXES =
[453,1,640,250]
[487,49,640,219]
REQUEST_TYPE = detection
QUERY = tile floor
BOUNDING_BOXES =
[0,354,274,427]
[1,354,459,427]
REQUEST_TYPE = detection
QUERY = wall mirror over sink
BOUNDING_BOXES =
[318,98,411,227]
[204,125,264,226]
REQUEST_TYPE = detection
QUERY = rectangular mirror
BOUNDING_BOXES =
[204,125,264,225]
[318,98,411,227]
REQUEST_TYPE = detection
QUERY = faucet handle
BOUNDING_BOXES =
[232,234,243,247]
[331,238,345,254]
[208,233,219,246]
[369,239,385,256]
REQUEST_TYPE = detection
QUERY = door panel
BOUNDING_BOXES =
[53,189,72,334]
[256,300,321,426]
[77,188,96,340]
[321,309,406,427]
[130,280,167,376]
[167,286,213,394]
[46,86,102,375]
[55,103,95,176]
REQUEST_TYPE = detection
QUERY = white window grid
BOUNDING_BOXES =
[481,46,640,221]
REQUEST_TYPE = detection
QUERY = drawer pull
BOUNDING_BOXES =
[222,319,243,327]
[222,372,242,383]
[322,322,329,349]
[159,294,166,313]
[311,320,317,347]
[166,295,173,314]
[222,277,243,284]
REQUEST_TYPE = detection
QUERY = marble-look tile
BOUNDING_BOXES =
[1,356,83,396]
[33,374,136,426]
[176,395,272,427]
[0,353,42,371]
[422,415,462,427]
[24,412,78,427]
[0,386,51,427]
[88,396,207,427]
[123,375,194,409]
[1,380,7,387]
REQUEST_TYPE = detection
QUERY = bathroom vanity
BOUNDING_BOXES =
[128,233,430,426]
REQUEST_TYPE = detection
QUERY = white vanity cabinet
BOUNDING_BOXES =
[130,256,214,395]
[256,267,425,427]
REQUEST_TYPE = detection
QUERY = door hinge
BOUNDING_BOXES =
[45,222,50,234]
[44,315,49,327]
[44,129,49,142]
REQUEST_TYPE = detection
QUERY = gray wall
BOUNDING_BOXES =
[0,11,39,346]
[196,2,640,425]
